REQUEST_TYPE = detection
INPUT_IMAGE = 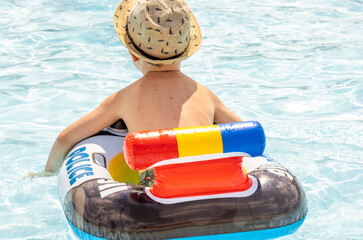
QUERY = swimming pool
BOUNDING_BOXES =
[0,0,362,239]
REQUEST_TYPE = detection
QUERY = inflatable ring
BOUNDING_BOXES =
[58,121,307,240]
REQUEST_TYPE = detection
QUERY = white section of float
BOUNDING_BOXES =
[58,135,124,202]
[242,156,275,172]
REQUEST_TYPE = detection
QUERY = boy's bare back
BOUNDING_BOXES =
[118,70,216,132]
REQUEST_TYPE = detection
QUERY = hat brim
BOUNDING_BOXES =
[114,0,202,65]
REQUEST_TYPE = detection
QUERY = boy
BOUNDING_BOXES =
[43,0,242,175]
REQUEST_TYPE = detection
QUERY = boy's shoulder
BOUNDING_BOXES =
[113,71,221,104]
[115,73,216,98]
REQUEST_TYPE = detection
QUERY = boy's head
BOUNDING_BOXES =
[114,0,201,66]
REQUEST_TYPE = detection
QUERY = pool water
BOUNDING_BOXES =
[0,0,362,239]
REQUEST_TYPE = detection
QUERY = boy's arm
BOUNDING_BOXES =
[44,92,122,174]
[210,90,242,124]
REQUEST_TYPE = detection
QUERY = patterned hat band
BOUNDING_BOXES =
[125,22,190,61]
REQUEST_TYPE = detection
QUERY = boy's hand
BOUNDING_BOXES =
[27,170,56,179]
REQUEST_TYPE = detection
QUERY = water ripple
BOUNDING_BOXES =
[0,0,362,239]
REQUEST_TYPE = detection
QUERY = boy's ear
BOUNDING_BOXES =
[129,51,139,62]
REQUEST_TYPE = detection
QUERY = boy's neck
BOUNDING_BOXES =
[143,70,182,79]
[137,59,182,76]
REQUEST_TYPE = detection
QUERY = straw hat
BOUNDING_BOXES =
[114,0,202,65]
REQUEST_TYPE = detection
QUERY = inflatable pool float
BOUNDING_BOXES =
[58,121,307,240]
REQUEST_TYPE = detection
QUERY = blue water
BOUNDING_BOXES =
[0,0,362,239]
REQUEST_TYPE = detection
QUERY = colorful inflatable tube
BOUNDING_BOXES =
[58,121,307,240]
